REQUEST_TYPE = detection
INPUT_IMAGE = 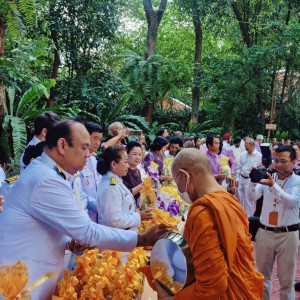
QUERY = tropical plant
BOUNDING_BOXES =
[120,50,177,122]
[1,79,55,161]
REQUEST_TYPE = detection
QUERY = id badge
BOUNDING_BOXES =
[269,211,278,225]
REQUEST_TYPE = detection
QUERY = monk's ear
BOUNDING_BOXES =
[178,169,190,184]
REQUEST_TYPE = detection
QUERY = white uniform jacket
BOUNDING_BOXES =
[97,171,141,230]
[0,153,137,300]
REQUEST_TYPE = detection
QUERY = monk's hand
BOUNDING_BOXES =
[0,195,4,213]
[68,239,90,254]
[137,224,173,247]
[259,172,275,187]
[155,280,174,300]
[139,208,153,221]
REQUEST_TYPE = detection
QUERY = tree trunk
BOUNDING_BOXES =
[142,0,167,123]
[191,13,202,124]
[0,24,6,118]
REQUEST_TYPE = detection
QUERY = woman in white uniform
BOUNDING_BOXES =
[96,146,153,231]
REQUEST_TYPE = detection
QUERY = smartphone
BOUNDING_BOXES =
[128,130,142,136]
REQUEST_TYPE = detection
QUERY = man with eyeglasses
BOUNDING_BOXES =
[247,145,300,300]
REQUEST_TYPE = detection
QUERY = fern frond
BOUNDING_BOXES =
[18,0,36,27]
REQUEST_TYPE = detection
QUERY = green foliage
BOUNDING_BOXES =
[1,80,55,161]
[119,50,178,111]
[1,0,36,40]
[274,130,289,141]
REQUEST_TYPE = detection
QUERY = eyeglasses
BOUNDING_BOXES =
[273,159,290,165]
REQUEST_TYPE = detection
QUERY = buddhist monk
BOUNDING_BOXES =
[155,148,264,300]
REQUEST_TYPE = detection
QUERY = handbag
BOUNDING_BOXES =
[248,216,260,241]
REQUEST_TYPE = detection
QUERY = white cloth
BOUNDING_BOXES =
[0,153,137,300]
[97,171,141,230]
[164,150,174,158]
[236,149,262,216]
[240,139,246,152]
[222,140,230,149]
[80,155,102,200]
[247,173,300,300]
[236,149,262,180]
[247,173,300,227]
[19,136,42,172]
[230,145,244,165]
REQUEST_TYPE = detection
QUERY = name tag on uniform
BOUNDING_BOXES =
[269,211,278,225]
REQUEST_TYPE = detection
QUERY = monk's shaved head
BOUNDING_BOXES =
[172,148,213,177]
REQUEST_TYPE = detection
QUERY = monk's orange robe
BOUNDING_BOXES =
[175,191,264,300]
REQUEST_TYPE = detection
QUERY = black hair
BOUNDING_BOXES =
[34,112,60,135]
[273,142,283,148]
[206,134,219,148]
[97,146,126,175]
[23,142,45,166]
[233,138,241,144]
[84,121,103,134]
[193,136,200,144]
[149,136,169,152]
[45,120,74,149]
[156,128,166,136]
[169,136,183,147]
[126,141,142,153]
[275,145,296,161]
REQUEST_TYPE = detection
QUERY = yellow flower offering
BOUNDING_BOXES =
[54,248,148,299]
[217,156,231,178]
[140,177,157,210]
[138,208,179,233]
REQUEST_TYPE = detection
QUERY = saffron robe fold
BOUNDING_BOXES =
[175,191,264,300]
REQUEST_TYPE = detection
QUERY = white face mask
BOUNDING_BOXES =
[176,173,193,204]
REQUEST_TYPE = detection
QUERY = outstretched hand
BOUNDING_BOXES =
[137,224,173,247]
[68,239,90,254]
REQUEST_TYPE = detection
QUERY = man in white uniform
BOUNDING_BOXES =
[247,145,300,300]
[80,122,103,221]
[0,120,170,300]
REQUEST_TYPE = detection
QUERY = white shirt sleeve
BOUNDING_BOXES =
[30,178,137,252]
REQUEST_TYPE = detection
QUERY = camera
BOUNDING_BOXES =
[249,168,276,183]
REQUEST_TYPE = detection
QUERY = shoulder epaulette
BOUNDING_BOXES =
[55,164,66,180]
[5,175,19,184]
[110,176,117,185]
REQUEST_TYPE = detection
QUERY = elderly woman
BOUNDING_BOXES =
[122,141,144,205]
[97,146,152,231]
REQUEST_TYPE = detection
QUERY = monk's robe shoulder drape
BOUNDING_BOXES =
[175,191,263,300]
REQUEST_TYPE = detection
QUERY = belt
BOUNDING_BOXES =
[241,174,249,179]
[259,223,299,233]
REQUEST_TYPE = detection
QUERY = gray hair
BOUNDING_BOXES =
[108,122,123,134]
[245,137,255,145]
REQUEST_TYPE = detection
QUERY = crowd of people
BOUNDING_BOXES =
[0,112,299,300]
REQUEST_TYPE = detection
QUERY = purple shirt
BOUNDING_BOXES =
[122,168,142,204]
[142,151,164,175]
[206,150,223,184]
[255,141,262,153]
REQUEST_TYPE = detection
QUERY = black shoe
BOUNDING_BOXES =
[295,280,300,292]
